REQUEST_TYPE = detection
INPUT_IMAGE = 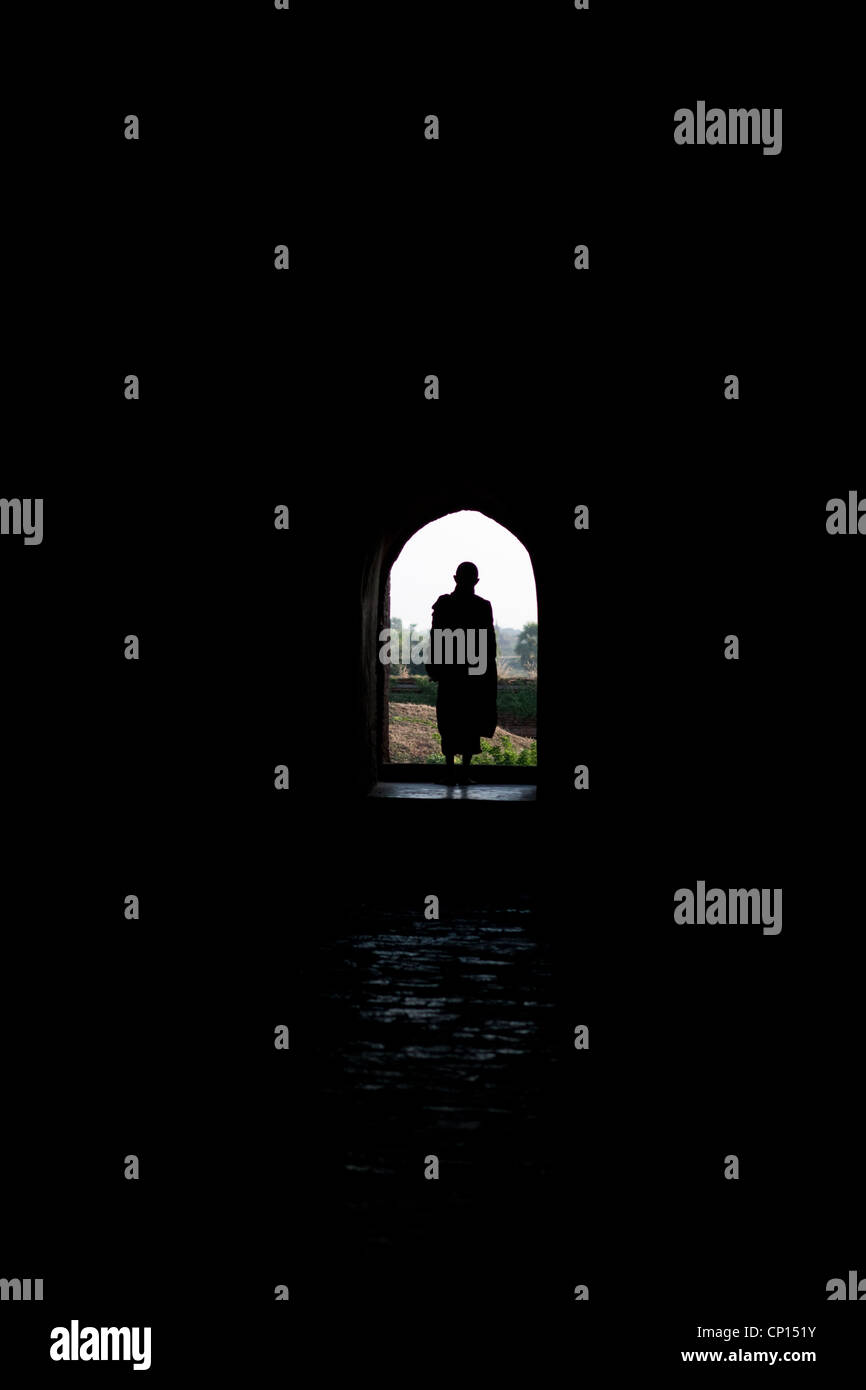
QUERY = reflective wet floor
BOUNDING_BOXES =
[369,781,536,800]
[309,904,560,1242]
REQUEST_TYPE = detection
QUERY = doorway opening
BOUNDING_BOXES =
[382,510,538,789]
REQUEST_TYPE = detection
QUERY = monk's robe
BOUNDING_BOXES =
[425,591,497,756]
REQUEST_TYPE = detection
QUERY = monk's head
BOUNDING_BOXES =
[453,561,479,592]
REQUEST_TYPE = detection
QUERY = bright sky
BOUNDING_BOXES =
[389,511,537,631]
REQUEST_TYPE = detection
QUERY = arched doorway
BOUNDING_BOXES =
[379,509,538,792]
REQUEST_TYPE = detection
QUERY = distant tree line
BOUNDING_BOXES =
[388,618,538,677]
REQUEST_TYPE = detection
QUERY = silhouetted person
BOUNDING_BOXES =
[426,561,497,785]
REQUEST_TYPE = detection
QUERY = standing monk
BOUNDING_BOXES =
[426,561,497,785]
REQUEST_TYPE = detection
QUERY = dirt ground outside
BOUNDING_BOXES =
[388,701,536,763]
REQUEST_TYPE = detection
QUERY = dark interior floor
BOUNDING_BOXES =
[369,781,536,800]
